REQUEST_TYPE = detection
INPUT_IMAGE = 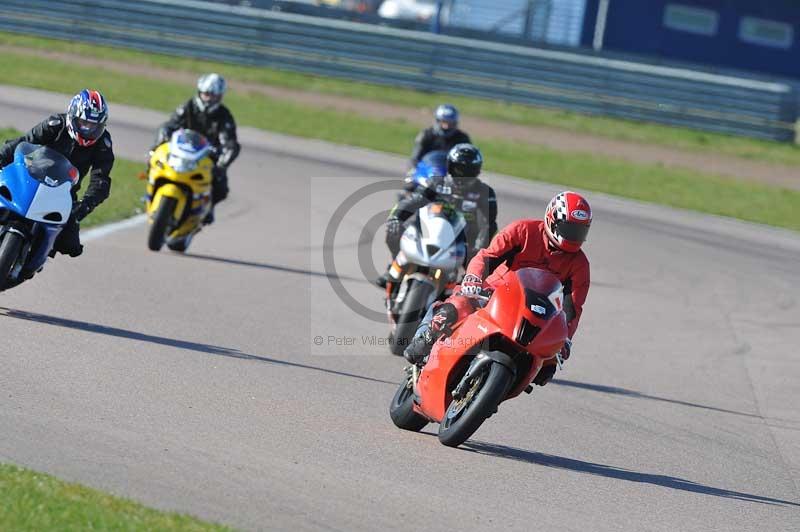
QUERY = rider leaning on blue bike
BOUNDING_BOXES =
[409,104,471,170]
[0,89,114,258]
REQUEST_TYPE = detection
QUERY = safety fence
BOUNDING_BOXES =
[1,0,796,141]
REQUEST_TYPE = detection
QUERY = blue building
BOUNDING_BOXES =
[583,0,800,79]
[448,0,588,46]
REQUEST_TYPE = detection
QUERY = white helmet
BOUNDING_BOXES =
[194,73,226,113]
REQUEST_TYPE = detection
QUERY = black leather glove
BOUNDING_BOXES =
[385,218,402,241]
[533,363,556,386]
[72,201,91,222]
[385,218,403,255]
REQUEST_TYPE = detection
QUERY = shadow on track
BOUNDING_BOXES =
[176,252,365,283]
[462,441,800,507]
[552,378,767,420]
[0,307,395,386]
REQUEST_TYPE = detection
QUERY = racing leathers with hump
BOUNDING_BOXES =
[381,144,497,288]
[0,89,113,257]
[404,191,592,387]
[155,73,240,224]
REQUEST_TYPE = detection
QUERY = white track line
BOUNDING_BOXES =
[82,214,147,242]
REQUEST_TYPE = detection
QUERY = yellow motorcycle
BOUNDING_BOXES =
[145,129,214,252]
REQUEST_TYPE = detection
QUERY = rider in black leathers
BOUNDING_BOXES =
[0,89,114,257]
[377,144,497,288]
[155,73,240,224]
[409,104,471,170]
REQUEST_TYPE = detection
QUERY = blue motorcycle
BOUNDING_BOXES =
[403,149,448,194]
[0,142,76,291]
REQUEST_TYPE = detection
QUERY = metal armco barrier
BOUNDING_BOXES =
[1,0,796,141]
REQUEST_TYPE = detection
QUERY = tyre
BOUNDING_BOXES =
[437,360,514,447]
[148,197,177,252]
[389,374,428,432]
[0,231,24,290]
[390,281,433,356]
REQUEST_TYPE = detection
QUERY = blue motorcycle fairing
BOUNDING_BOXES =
[0,144,75,286]
[409,150,448,191]
[0,143,77,218]
[0,159,39,217]
[23,223,63,275]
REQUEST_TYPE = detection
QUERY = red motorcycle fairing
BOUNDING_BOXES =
[414,268,568,422]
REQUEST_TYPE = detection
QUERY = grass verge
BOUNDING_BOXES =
[486,139,799,228]
[1,50,799,231]
[3,30,800,166]
[0,463,230,531]
[0,128,143,228]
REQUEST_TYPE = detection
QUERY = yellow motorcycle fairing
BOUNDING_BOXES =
[145,143,213,239]
[151,183,187,222]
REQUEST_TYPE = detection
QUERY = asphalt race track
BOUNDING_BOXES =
[1,85,798,531]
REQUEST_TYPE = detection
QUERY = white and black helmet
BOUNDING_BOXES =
[195,73,226,113]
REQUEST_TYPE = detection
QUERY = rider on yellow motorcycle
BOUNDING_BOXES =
[145,129,214,252]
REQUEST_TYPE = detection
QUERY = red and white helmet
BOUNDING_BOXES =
[544,191,592,253]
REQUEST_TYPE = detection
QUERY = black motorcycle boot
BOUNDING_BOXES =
[375,262,396,289]
[374,270,390,289]
[202,205,215,226]
[51,218,83,257]
[532,363,557,386]
[403,302,459,364]
[50,242,83,258]
[403,329,438,365]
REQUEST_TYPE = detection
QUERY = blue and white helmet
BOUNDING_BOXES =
[66,89,108,147]
[434,104,459,136]
[195,73,226,113]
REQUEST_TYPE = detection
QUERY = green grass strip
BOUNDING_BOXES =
[0,463,231,531]
[3,30,800,165]
[0,128,144,228]
[486,139,799,229]
[1,51,798,231]
[81,157,144,227]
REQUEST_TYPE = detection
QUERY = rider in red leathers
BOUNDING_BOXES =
[404,191,592,386]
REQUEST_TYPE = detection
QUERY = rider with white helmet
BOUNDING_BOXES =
[156,73,240,224]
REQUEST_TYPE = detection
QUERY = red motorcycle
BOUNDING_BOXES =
[390,267,569,447]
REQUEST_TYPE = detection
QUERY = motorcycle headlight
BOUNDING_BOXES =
[167,154,197,173]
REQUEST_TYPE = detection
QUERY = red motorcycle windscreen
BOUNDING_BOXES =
[515,268,563,319]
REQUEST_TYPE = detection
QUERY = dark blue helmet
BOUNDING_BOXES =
[434,104,459,137]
